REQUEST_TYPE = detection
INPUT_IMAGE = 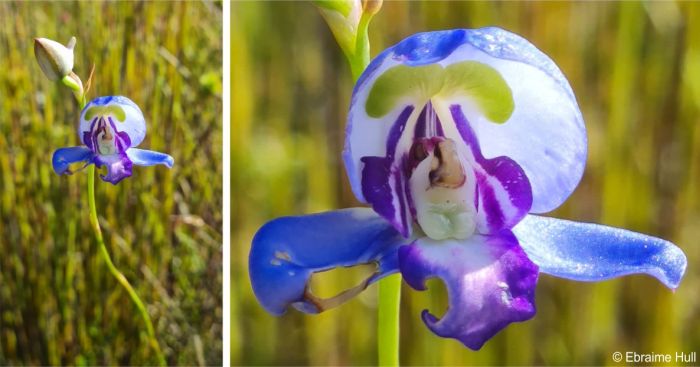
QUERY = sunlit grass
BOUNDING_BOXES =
[0,2,222,365]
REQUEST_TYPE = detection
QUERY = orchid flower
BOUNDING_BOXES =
[249,28,687,350]
[53,96,174,184]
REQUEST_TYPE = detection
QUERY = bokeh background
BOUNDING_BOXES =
[0,2,222,365]
[233,1,700,366]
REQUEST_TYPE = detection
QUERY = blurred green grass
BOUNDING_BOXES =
[0,2,222,365]
[232,1,700,365]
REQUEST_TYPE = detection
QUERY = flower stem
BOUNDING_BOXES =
[349,12,372,82]
[342,8,402,367]
[86,165,166,366]
[318,5,399,364]
[377,273,401,366]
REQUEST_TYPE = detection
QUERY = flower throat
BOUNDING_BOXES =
[84,116,132,156]
[408,101,476,241]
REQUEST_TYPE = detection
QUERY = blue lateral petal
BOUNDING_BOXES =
[399,232,538,350]
[513,215,688,289]
[52,146,94,175]
[249,208,408,316]
[127,148,175,168]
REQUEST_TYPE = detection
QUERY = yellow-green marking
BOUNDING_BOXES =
[366,61,514,123]
[84,105,126,122]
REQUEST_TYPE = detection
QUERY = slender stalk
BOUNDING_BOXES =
[87,165,166,366]
[349,12,372,82]
[318,4,400,364]
[342,8,402,367]
[377,273,401,366]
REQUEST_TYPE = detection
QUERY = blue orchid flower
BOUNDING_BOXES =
[249,28,687,350]
[52,96,174,184]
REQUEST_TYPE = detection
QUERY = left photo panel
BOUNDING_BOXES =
[0,2,223,365]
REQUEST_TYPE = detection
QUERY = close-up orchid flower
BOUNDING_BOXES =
[53,95,174,185]
[249,27,687,351]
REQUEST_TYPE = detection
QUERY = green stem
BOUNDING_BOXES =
[318,5,398,364]
[349,12,372,82]
[86,165,166,366]
[342,9,402,367]
[377,273,401,366]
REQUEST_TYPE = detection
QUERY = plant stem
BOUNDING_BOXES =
[86,165,166,366]
[319,5,399,365]
[342,10,402,367]
[377,273,401,366]
[349,12,372,82]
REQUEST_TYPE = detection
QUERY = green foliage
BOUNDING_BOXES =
[232,1,700,365]
[0,2,222,365]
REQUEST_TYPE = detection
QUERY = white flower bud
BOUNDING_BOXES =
[34,37,75,81]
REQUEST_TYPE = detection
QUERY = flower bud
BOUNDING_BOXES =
[34,37,75,81]
[362,0,382,16]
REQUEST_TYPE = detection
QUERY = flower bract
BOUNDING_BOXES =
[249,27,687,350]
[52,96,174,184]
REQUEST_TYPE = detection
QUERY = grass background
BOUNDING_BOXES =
[233,1,700,365]
[0,2,222,365]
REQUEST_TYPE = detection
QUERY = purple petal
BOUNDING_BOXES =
[450,105,532,232]
[361,156,411,237]
[94,153,133,184]
[249,208,408,315]
[399,232,538,350]
[513,215,687,289]
[358,106,415,237]
[52,146,94,175]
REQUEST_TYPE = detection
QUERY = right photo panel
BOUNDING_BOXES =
[233,2,699,366]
